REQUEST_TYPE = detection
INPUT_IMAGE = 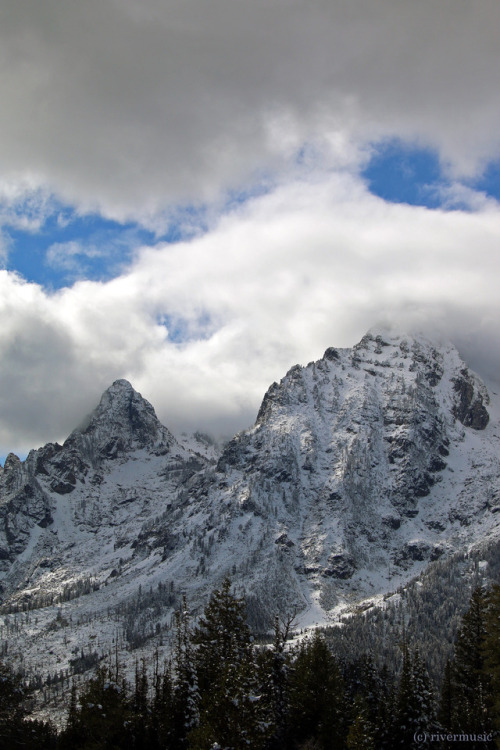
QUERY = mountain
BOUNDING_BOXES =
[1,330,500,706]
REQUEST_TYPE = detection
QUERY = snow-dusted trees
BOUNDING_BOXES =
[288,630,346,750]
[0,661,55,748]
[256,613,295,749]
[188,578,266,749]
[392,646,435,748]
[171,597,200,747]
[437,586,493,739]
[347,695,376,750]
[61,665,131,749]
[452,587,490,732]
[483,584,500,740]
[47,579,500,748]
[436,584,500,744]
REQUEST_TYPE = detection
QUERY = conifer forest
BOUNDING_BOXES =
[2,577,500,749]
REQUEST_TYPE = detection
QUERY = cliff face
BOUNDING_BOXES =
[207,330,499,614]
[1,331,499,685]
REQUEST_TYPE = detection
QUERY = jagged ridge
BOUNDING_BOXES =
[1,330,499,710]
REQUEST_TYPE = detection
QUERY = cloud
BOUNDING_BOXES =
[45,240,102,272]
[1,174,499,454]
[0,1,499,221]
[0,178,60,238]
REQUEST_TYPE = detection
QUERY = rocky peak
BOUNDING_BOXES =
[1,330,500,686]
[3,453,21,473]
[63,379,175,462]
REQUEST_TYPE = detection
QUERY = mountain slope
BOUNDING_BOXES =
[195,330,499,618]
[0,379,209,605]
[1,330,499,699]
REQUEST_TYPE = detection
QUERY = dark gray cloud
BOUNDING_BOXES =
[0,1,499,218]
[1,1,499,455]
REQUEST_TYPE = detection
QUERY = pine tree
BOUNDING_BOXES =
[60,664,132,749]
[483,584,500,744]
[393,646,435,748]
[0,661,27,744]
[347,695,376,750]
[130,658,151,748]
[450,587,492,736]
[437,658,455,731]
[151,655,174,749]
[0,661,56,748]
[288,631,346,750]
[171,597,200,748]
[257,614,294,749]
[343,654,395,750]
[188,578,266,750]
[63,682,80,747]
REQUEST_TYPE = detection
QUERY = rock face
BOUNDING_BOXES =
[65,379,176,463]
[1,330,500,688]
[207,331,499,615]
[0,381,201,571]
[452,370,490,429]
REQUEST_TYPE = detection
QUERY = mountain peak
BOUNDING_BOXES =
[96,379,147,416]
[256,330,490,434]
[2,330,500,701]
[65,380,175,460]
[107,378,135,392]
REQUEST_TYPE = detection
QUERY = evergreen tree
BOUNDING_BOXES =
[60,665,132,749]
[151,655,174,749]
[437,658,455,731]
[450,587,492,737]
[347,695,376,750]
[0,661,27,744]
[64,682,81,747]
[257,614,294,749]
[171,597,200,748]
[0,661,56,748]
[393,646,435,748]
[130,658,151,748]
[188,578,266,749]
[288,631,346,750]
[343,654,395,750]
[483,584,500,745]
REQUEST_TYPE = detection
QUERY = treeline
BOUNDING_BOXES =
[326,546,490,687]
[1,579,500,749]
[0,576,101,615]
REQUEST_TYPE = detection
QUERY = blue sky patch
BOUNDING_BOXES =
[362,140,443,208]
[2,147,498,294]
[1,181,273,291]
[4,209,156,289]
[157,312,216,344]
[1,199,212,290]
[363,139,500,208]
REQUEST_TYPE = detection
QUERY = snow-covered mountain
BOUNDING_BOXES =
[1,330,500,692]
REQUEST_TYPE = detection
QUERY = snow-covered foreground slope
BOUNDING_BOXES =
[1,330,500,701]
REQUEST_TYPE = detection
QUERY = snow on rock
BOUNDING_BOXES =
[1,332,500,704]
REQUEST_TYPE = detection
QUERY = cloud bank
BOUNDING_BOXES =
[1,2,500,455]
[1,174,499,454]
[1,0,499,220]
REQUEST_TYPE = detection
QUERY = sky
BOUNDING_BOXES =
[1,0,500,460]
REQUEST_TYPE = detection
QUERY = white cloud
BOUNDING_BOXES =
[0,1,499,220]
[1,174,499,454]
[0,178,59,239]
[45,240,102,271]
